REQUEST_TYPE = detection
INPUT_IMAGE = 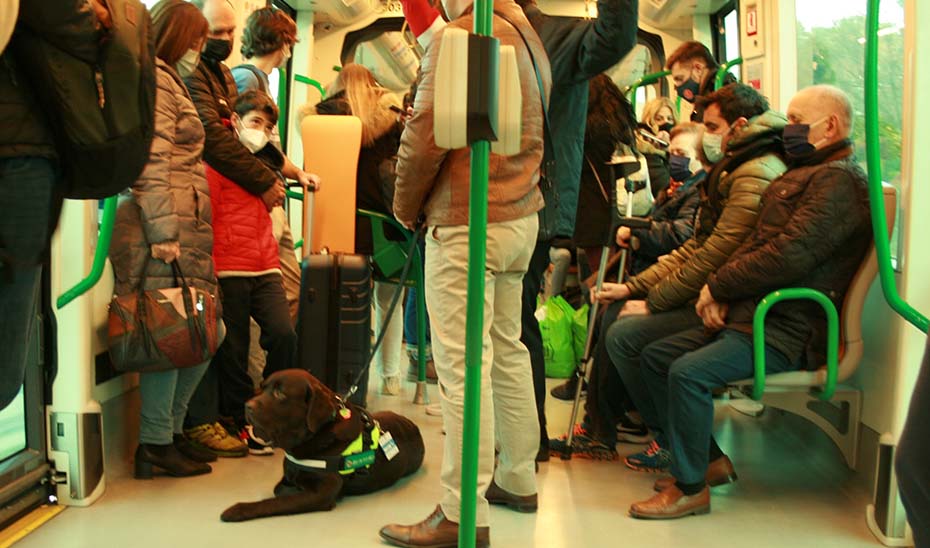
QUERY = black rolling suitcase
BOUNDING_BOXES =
[295,186,372,407]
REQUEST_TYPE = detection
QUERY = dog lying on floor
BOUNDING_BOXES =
[220,369,425,522]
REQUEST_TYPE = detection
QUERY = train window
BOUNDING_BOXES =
[796,1,904,268]
[713,1,741,80]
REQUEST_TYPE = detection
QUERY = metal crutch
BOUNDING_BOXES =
[560,156,650,459]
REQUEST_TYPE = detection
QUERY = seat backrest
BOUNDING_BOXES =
[836,183,896,382]
[300,115,362,254]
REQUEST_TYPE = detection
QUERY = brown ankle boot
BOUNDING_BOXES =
[486,480,538,513]
[379,505,489,547]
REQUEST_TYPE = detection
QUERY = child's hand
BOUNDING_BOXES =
[262,182,285,211]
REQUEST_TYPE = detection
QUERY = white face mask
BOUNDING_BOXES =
[238,125,270,154]
[176,49,200,78]
[702,132,724,164]
[440,0,472,20]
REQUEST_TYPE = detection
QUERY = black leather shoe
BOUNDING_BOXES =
[134,443,212,479]
[174,434,217,463]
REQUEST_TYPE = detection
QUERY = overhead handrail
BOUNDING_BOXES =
[865,0,928,333]
[626,69,671,112]
[294,74,326,99]
[57,196,117,309]
[752,288,840,401]
[714,57,743,90]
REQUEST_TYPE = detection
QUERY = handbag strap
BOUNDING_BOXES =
[171,262,210,359]
[585,156,611,203]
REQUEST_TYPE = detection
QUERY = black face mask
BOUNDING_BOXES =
[203,38,233,62]
[658,122,675,134]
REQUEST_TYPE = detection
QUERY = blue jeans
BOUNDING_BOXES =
[139,362,209,445]
[606,306,704,447]
[639,328,800,485]
[0,157,56,410]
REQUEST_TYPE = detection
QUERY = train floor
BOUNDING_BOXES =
[17,375,881,548]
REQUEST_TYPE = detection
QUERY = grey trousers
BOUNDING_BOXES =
[139,362,210,445]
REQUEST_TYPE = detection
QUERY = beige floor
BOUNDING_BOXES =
[17,377,882,548]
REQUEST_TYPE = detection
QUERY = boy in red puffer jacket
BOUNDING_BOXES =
[205,90,297,454]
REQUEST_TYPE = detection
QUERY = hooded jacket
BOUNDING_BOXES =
[523,0,639,238]
[393,1,550,228]
[629,169,702,274]
[625,110,788,312]
[110,60,217,297]
[707,144,871,368]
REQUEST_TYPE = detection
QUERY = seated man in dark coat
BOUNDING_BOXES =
[626,84,872,519]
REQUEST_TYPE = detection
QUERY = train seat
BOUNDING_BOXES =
[728,183,896,470]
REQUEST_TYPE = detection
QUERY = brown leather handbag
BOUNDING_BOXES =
[108,262,223,372]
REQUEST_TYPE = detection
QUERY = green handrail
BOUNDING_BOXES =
[714,57,743,90]
[865,0,929,333]
[294,74,326,99]
[627,70,671,113]
[752,288,839,401]
[459,1,494,545]
[57,196,118,309]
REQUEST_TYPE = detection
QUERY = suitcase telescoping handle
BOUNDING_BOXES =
[287,180,317,260]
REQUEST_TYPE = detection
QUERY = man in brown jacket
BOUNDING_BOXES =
[379,0,550,546]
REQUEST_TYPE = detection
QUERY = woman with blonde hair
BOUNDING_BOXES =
[302,63,406,395]
[637,97,677,197]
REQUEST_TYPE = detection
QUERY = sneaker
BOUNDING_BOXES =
[616,414,653,444]
[550,376,586,401]
[381,375,401,395]
[242,425,274,456]
[624,440,672,473]
[183,422,248,458]
[548,424,618,461]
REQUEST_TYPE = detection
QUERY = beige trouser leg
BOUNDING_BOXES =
[426,214,539,527]
[272,206,301,324]
[373,281,404,379]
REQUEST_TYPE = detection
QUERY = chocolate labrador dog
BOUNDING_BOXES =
[220,369,425,522]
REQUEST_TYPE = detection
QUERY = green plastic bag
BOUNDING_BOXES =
[572,303,589,362]
[539,296,577,378]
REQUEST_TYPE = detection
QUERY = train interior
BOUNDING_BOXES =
[1,0,928,546]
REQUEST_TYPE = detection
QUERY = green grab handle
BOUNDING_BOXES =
[294,74,326,99]
[459,1,494,546]
[714,57,743,90]
[627,69,671,112]
[57,196,118,309]
[752,288,839,401]
[864,0,928,333]
[285,188,304,201]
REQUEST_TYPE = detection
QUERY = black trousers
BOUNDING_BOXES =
[187,273,297,427]
[896,336,930,548]
[521,239,552,445]
[582,300,632,444]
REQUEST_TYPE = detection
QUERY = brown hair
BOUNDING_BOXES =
[665,41,718,71]
[696,83,768,124]
[235,89,280,121]
[150,0,209,66]
[240,7,298,59]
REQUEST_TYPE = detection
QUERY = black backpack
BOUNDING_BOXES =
[12,0,156,199]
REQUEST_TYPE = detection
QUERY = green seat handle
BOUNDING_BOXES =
[752,288,839,401]
[865,0,928,333]
[626,70,672,113]
[57,196,118,309]
[714,57,743,90]
[294,74,326,99]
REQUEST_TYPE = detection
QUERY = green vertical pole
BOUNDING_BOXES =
[865,0,929,333]
[459,0,494,546]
